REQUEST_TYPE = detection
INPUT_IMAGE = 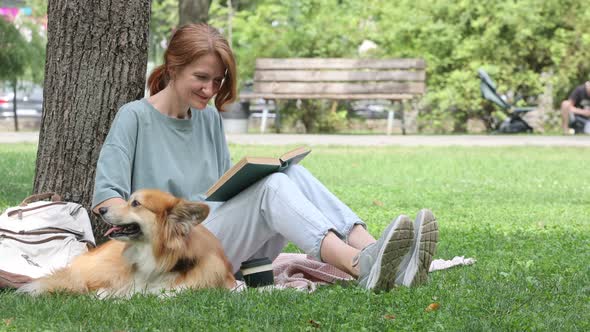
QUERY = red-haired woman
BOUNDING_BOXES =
[92,23,438,292]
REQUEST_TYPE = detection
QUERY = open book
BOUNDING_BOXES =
[205,146,311,202]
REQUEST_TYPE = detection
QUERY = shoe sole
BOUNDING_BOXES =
[370,215,414,292]
[399,209,438,286]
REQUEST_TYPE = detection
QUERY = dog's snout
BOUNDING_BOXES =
[98,207,108,215]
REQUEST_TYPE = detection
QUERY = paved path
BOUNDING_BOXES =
[0,132,39,144]
[2,131,590,147]
[224,134,590,147]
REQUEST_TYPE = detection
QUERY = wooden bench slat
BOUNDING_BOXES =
[253,82,425,95]
[239,93,415,100]
[255,58,426,70]
[254,70,425,82]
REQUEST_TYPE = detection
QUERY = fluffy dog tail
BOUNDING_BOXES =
[17,267,87,296]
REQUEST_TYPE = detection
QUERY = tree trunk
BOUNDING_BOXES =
[11,79,18,132]
[179,0,210,26]
[33,0,150,241]
[227,0,233,48]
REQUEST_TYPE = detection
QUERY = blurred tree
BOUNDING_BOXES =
[33,0,150,241]
[0,17,29,131]
[9,1,48,86]
[17,20,46,85]
[26,0,48,16]
[211,0,367,86]
[150,0,178,64]
[179,0,210,25]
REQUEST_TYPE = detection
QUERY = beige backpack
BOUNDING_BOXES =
[0,193,95,288]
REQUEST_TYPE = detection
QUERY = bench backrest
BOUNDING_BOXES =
[249,58,426,100]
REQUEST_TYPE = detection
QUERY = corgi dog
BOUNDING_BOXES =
[18,189,236,297]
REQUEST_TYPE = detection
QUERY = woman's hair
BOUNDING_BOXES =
[147,23,237,111]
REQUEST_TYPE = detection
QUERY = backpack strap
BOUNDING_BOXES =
[0,269,33,289]
[19,193,62,207]
[8,202,68,218]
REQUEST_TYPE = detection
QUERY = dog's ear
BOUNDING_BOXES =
[168,200,210,236]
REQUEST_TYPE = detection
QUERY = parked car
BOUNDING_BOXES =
[0,83,43,119]
[349,101,390,119]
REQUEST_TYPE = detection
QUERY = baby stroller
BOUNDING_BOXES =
[478,69,535,133]
[569,113,589,134]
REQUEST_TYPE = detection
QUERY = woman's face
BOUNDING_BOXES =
[172,53,225,110]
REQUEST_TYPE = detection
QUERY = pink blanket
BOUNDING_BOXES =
[272,253,354,292]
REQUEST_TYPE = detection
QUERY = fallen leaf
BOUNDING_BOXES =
[3,318,13,326]
[383,314,396,320]
[308,319,321,328]
[425,303,440,312]
[373,200,384,207]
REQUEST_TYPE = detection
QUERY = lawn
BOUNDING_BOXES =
[0,143,589,331]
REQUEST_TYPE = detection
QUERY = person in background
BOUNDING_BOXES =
[561,81,590,134]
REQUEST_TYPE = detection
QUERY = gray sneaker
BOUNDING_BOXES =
[356,215,414,292]
[395,209,439,287]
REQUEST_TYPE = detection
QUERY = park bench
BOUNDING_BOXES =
[240,58,426,134]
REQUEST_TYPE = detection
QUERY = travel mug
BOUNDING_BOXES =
[239,257,274,287]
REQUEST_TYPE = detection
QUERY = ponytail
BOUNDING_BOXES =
[147,65,169,96]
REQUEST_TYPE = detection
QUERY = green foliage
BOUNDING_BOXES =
[316,108,348,133]
[270,100,349,133]
[210,0,369,88]
[0,3,47,86]
[373,0,590,131]
[0,18,29,81]
[26,0,48,17]
[19,20,46,85]
[207,0,590,132]
[149,0,178,65]
[1,144,589,330]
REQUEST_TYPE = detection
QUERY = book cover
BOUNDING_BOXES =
[205,147,311,202]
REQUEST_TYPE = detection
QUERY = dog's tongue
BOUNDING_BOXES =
[104,226,123,237]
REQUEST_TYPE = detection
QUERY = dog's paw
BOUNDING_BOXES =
[16,280,44,296]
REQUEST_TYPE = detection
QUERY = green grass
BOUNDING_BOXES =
[1,143,589,331]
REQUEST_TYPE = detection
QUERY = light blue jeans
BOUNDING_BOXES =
[202,165,366,273]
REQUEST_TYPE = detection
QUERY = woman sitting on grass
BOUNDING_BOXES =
[91,23,438,292]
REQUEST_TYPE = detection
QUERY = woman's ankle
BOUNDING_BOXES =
[347,225,376,250]
[320,232,360,277]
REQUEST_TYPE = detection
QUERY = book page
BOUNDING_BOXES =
[279,146,311,167]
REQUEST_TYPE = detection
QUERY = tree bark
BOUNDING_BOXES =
[179,0,210,26]
[33,0,150,241]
